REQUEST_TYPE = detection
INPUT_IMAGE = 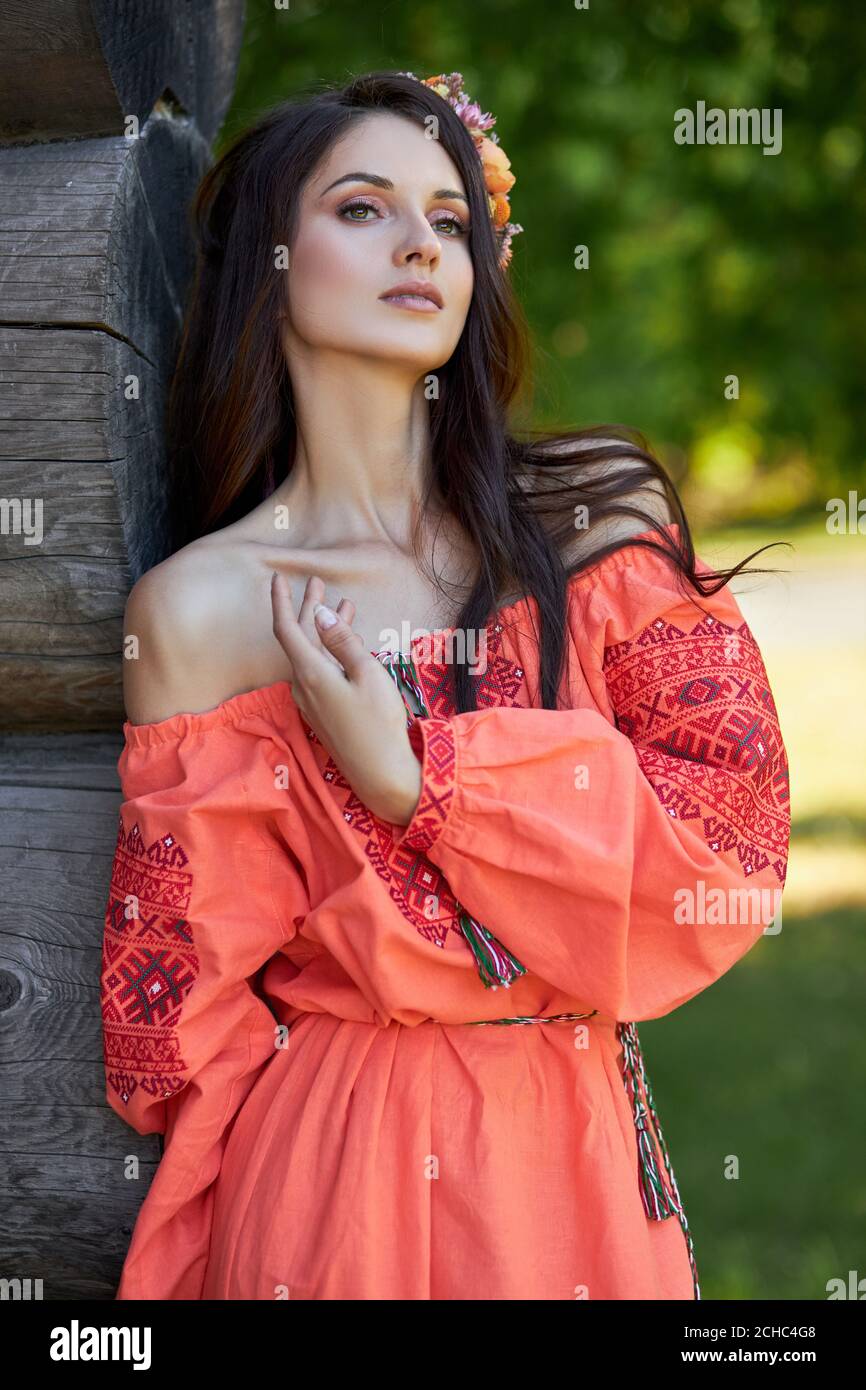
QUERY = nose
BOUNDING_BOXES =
[393,207,441,270]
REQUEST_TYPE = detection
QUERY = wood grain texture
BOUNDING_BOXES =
[0,0,245,146]
[0,732,159,1299]
[0,118,210,358]
[0,115,211,730]
[0,2,245,1300]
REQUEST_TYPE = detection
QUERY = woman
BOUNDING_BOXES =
[101,71,790,1300]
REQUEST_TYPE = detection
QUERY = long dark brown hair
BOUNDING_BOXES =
[167,70,789,714]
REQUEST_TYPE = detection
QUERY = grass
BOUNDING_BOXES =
[640,905,865,1300]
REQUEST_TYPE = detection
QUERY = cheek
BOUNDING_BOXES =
[288,221,369,310]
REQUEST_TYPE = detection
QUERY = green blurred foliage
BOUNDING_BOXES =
[642,903,865,1300]
[221,0,865,525]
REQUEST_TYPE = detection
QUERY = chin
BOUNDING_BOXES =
[361,335,457,373]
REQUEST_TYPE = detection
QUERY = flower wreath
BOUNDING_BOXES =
[399,70,523,268]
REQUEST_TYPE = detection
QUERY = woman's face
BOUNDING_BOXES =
[282,111,475,374]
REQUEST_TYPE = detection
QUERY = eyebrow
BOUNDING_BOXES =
[319,171,469,206]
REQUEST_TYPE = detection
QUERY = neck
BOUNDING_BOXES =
[271,351,443,552]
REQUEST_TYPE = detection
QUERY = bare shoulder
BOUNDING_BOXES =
[122,532,259,726]
[518,433,676,565]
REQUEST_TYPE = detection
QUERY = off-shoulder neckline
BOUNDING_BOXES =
[122,521,680,749]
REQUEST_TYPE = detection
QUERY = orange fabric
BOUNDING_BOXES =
[101,522,790,1299]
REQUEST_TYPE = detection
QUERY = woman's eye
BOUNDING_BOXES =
[338,199,379,221]
[432,213,468,236]
[337,200,468,235]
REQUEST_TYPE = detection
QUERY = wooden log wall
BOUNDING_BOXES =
[0,0,246,1299]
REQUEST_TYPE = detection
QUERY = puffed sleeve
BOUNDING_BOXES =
[391,534,790,1021]
[101,715,306,1299]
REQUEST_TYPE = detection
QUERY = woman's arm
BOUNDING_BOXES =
[388,537,790,1021]
[103,571,308,1297]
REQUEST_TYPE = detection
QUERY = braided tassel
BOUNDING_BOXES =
[617,1020,701,1300]
[380,651,428,713]
[456,907,527,989]
[465,1009,598,1026]
[375,649,528,989]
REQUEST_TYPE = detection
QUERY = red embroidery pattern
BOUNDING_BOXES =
[101,819,198,1108]
[304,621,526,947]
[603,612,790,883]
[318,760,461,948]
[415,626,526,718]
[397,718,456,854]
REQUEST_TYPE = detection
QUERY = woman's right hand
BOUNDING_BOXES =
[271,572,357,671]
[270,572,423,824]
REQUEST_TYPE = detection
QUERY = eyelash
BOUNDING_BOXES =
[336,197,469,236]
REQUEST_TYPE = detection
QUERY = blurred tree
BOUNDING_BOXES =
[220,0,866,525]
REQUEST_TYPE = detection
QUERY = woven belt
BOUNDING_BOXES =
[464,1009,597,1026]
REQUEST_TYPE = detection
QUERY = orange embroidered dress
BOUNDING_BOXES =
[101,521,790,1300]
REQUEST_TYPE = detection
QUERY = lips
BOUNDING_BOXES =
[379,280,444,309]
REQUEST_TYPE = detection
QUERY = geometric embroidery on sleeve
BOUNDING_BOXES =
[101,818,198,1109]
[393,717,456,855]
[603,611,790,883]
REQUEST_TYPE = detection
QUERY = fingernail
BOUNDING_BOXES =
[314,602,338,628]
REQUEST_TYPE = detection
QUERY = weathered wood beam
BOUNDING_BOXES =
[0,0,245,146]
[0,0,246,1304]
[0,730,158,1298]
[0,113,210,729]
